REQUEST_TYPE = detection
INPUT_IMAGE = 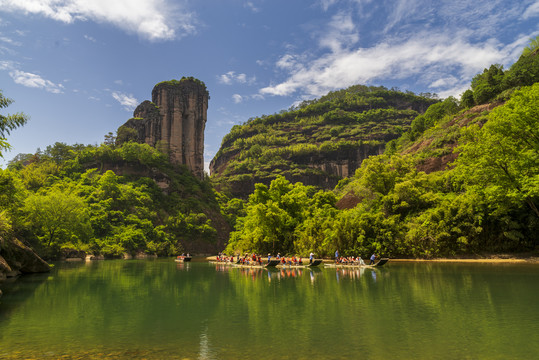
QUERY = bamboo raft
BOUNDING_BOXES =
[325,258,390,268]
[275,259,324,268]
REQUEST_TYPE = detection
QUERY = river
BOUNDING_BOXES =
[1,259,538,359]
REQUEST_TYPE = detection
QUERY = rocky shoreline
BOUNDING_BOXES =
[0,237,51,297]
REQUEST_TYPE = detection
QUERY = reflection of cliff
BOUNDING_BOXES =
[118,78,208,179]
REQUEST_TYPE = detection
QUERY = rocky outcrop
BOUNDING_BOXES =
[0,237,50,281]
[211,142,387,198]
[118,78,209,179]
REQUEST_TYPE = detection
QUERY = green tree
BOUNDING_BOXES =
[0,90,28,156]
[24,187,92,247]
[522,35,539,56]
[460,89,475,108]
[456,83,539,218]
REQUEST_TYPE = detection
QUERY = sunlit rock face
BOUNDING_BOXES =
[119,78,209,179]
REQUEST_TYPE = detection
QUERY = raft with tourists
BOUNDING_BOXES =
[175,254,192,262]
[324,257,389,268]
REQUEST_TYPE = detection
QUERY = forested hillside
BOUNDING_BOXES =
[1,141,229,260]
[210,86,438,197]
[223,39,539,258]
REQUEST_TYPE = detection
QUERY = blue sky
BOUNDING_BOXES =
[1,0,538,171]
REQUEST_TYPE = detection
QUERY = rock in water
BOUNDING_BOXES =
[0,237,50,280]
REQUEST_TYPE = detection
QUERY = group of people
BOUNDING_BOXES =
[274,254,304,266]
[215,251,379,266]
[334,250,378,265]
[216,252,263,265]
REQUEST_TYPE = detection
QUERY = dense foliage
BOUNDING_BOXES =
[1,141,220,259]
[3,40,539,261]
[459,37,539,109]
[0,90,28,156]
[224,47,539,258]
[211,85,438,196]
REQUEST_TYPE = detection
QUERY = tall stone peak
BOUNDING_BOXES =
[118,77,209,179]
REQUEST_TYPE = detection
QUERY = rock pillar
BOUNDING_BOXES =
[120,78,209,179]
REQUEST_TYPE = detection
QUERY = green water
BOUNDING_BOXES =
[1,260,538,359]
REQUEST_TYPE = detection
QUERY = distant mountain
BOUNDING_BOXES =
[210,85,438,198]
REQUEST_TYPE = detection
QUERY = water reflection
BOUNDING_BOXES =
[212,264,326,283]
[198,323,215,360]
[175,261,190,271]
[2,261,538,360]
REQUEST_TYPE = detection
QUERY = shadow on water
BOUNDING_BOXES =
[0,271,50,318]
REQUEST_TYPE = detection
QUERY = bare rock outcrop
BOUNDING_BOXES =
[118,78,209,179]
[0,237,50,281]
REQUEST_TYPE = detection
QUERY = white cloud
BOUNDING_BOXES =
[232,94,243,103]
[318,0,339,11]
[218,71,256,85]
[244,1,260,13]
[260,31,526,99]
[261,0,535,100]
[523,1,539,19]
[112,91,138,111]
[319,12,359,52]
[0,0,196,41]
[0,60,13,70]
[430,76,458,88]
[0,35,21,46]
[83,34,96,42]
[9,69,64,93]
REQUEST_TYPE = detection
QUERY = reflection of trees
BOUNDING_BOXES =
[1,261,538,359]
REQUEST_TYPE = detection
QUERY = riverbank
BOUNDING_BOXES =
[391,254,539,263]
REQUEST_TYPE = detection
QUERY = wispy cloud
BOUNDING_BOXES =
[260,32,524,98]
[1,60,64,93]
[244,1,261,13]
[83,34,96,43]
[0,35,21,46]
[232,94,243,103]
[523,1,539,19]
[261,0,537,99]
[318,0,339,12]
[9,69,64,93]
[112,91,138,111]
[218,71,256,85]
[0,0,197,41]
[319,12,358,52]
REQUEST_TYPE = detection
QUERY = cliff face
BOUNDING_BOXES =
[119,78,208,179]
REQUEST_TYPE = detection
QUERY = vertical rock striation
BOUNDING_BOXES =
[118,78,209,179]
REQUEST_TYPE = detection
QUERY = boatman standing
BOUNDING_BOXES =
[335,249,339,263]
[370,253,376,265]
[309,252,314,264]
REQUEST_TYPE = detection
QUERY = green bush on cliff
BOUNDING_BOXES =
[212,86,437,197]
